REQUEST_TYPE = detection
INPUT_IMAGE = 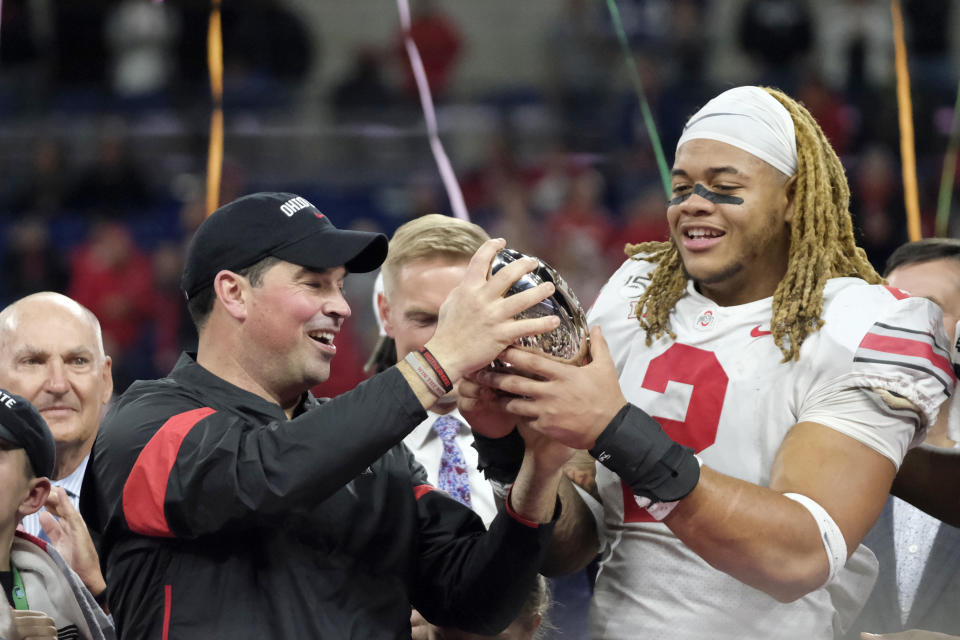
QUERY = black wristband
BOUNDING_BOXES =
[93,587,108,607]
[589,403,700,503]
[472,429,525,484]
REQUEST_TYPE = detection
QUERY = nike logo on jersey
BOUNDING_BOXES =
[750,325,772,337]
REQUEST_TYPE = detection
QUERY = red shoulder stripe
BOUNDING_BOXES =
[860,332,956,383]
[122,407,216,537]
[884,285,910,300]
[413,484,435,500]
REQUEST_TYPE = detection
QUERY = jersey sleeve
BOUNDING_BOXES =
[798,293,955,465]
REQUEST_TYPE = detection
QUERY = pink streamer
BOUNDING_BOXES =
[397,0,470,221]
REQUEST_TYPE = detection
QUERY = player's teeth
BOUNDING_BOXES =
[687,229,721,238]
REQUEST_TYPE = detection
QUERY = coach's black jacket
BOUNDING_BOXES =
[81,353,556,639]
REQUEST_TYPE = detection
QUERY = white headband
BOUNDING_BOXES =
[676,86,798,176]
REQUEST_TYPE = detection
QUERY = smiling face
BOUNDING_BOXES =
[0,296,113,471]
[239,261,351,399]
[668,138,796,306]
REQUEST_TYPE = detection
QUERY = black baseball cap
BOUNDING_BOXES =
[0,390,55,478]
[182,192,388,300]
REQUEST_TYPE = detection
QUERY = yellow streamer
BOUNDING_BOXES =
[205,0,224,217]
[891,0,922,241]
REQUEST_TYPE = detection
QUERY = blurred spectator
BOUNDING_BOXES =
[544,169,617,267]
[487,182,543,259]
[104,0,180,100]
[850,146,908,270]
[0,0,53,111]
[796,73,856,155]
[739,0,813,92]
[462,135,523,218]
[1,217,69,303]
[902,0,955,97]
[394,0,463,101]
[814,0,892,94]
[68,222,153,393]
[51,4,109,91]
[221,0,313,107]
[543,0,612,149]
[148,241,190,378]
[620,186,670,245]
[67,123,154,219]
[668,0,708,83]
[332,47,394,121]
[528,143,581,216]
[7,138,71,218]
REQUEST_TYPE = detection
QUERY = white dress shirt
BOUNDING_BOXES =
[21,455,89,538]
[403,408,497,527]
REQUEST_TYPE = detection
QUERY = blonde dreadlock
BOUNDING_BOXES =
[626,86,881,362]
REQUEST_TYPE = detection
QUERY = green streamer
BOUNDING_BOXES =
[936,80,960,237]
[605,0,672,200]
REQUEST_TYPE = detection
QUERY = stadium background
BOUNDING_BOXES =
[0,0,957,396]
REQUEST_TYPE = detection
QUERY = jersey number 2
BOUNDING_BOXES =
[622,343,728,523]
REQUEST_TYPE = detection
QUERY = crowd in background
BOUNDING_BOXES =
[0,0,957,395]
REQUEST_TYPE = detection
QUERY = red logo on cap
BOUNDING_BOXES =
[314,212,325,219]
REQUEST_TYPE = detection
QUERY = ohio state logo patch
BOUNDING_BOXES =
[694,308,716,331]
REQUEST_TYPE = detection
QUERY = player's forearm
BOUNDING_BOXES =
[664,467,831,602]
[509,449,565,524]
[540,476,599,576]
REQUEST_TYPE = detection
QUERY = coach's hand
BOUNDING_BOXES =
[426,238,559,382]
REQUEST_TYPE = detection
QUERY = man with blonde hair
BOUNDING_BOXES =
[378,214,497,524]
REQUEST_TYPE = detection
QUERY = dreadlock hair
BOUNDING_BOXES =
[625,86,882,362]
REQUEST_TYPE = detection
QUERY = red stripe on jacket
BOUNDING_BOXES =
[860,332,957,383]
[122,407,216,537]
[162,584,172,640]
[413,484,435,500]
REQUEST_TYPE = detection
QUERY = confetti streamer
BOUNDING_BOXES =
[891,0,922,241]
[605,0,671,200]
[935,81,960,237]
[397,0,469,221]
[205,0,224,217]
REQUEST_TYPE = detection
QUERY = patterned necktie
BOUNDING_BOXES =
[432,415,472,508]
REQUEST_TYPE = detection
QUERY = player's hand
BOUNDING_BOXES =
[518,422,577,473]
[862,632,960,639]
[410,609,429,640]
[426,238,560,381]
[11,610,57,640]
[564,450,599,497]
[458,371,519,440]
[472,326,626,450]
[39,487,107,601]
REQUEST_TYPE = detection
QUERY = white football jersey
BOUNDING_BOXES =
[586,256,954,640]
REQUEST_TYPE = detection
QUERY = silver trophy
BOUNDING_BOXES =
[491,248,589,364]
